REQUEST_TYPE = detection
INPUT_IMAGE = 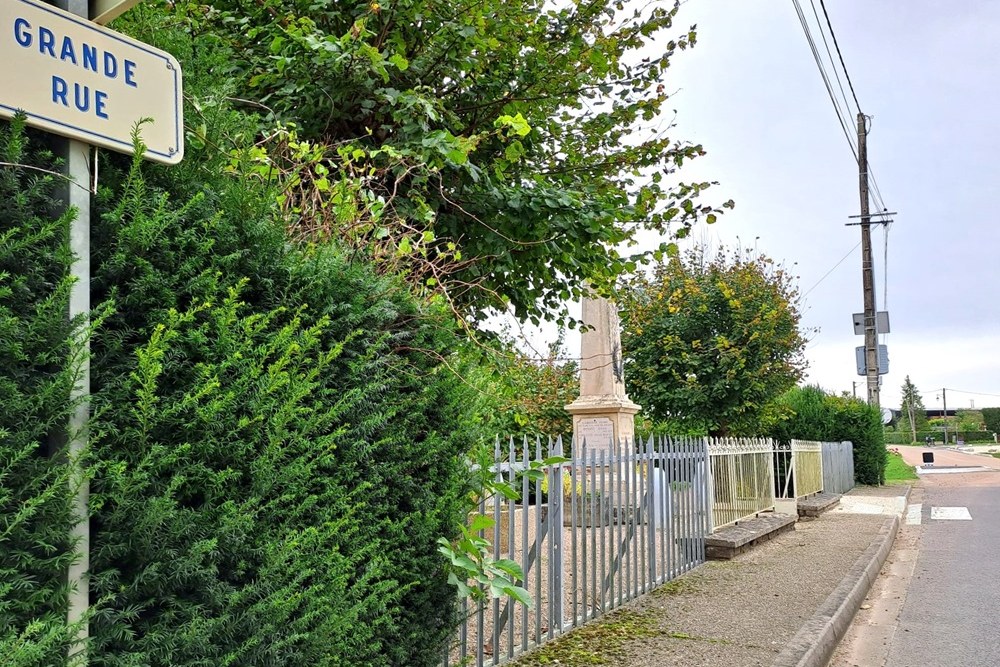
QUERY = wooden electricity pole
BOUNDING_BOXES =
[857,112,879,408]
[942,388,948,445]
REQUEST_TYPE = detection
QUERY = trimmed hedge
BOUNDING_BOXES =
[770,385,887,486]
[1,119,474,664]
[84,150,471,666]
[982,408,1000,434]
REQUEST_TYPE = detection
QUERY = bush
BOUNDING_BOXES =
[0,120,77,664]
[770,386,887,486]
[982,408,1000,434]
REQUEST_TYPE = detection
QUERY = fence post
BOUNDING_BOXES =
[645,436,657,586]
[549,436,564,636]
[704,437,716,534]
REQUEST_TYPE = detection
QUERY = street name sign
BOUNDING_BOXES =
[92,0,145,26]
[0,0,183,164]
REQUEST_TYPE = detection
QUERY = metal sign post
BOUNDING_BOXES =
[48,1,92,661]
[90,0,144,25]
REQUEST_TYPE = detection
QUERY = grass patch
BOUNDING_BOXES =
[512,580,726,666]
[652,574,703,598]
[885,450,919,482]
[511,609,659,666]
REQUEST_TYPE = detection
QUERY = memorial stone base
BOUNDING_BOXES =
[566,395,640,455]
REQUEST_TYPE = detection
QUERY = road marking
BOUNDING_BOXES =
[905,503,922,525]
[931,506,972,520]
[918,466,990,474]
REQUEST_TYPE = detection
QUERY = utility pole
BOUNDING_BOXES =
[857,112,879,408]
[942,388,948,446]
[852,381,858,399]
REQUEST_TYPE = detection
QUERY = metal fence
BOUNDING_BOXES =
[791,439,824,497]
[706,437,776,530]
[773,439,828,500]
[443,435,710,667]
[821,440,855,494]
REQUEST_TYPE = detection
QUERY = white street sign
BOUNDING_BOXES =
[92,0,144,26]
[0,0,183,164]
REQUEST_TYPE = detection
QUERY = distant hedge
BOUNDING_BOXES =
[885,430,996,445]
[982,408,1000,434]
[770,385,887,485]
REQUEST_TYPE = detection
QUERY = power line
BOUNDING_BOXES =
[792,1,896,365]
[808,0,858,120]
[943,388,1000,400]
[801,240,862,298]
[790,0,858,159]
[817,0,861,112]
[791,2,892,219]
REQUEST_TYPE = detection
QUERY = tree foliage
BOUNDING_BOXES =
[469,334,578,441]
[158,0,731,325]
[620,245,807,435]
[899,375,927,443]
[955,409,984,432]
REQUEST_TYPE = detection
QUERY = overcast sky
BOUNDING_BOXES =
[627,0,1000,411]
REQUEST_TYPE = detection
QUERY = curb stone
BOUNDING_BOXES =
[771,486,911,667]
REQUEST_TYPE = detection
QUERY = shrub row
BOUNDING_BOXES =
[885,430,996,445]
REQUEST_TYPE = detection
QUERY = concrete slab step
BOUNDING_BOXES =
[705,512,797,560]
[797,492,842,518]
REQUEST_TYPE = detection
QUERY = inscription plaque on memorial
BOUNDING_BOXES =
[578,417,614,453]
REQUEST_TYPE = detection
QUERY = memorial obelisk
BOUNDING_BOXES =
[565,296,640,452]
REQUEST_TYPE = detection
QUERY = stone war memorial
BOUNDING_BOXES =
[565,294,641,453]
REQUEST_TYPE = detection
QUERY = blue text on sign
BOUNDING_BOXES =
[12,16,140,121]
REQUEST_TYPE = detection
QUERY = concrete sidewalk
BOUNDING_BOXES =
[511,486,909,667]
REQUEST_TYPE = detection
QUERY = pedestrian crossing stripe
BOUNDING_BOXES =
[930,506,972,520]
[904,504,972,521]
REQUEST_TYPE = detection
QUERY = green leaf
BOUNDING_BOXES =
[467,514,495,534]
[388,53,409,71]
[492,559,525,581]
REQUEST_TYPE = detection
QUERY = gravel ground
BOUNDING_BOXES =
[509,499,899,667]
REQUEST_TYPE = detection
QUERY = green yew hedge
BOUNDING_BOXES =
[770,385,887,486]
[2,116,472,665]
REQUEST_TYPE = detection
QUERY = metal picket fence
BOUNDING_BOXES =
[821,440,855,494]
[706,437,776,530]
[772,439,826,500]
[442,435,710,667]
[790,440,824,497]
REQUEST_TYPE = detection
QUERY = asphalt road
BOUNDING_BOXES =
[833,449,1000,667]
